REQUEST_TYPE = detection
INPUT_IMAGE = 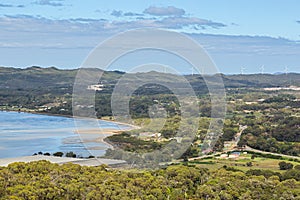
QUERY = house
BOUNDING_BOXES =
[139,132,161,140]
[228,154,239,159]
[87,84,104,91]
[219,154,228,159]
[228,151,240,159]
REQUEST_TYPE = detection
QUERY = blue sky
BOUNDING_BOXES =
[0,0,299,74]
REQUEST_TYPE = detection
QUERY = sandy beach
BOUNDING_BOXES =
[1,110,141,153]
[0,111,142,158]
[74,128,125,149]
[74,122,140,150]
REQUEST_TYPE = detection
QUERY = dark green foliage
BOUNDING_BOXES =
[180,145,200,159]
[246,169,281,179]
[106,132,163,152]
[246,151,284,160]
[264,94,296,103]
[223,166,243,172]
[271,116,300,142]
[240,114,300,156]
[65,151,77,158]
[279,161,294,170]
[282,169,300,181]
[53,152,64,157]
[0,161,299,199]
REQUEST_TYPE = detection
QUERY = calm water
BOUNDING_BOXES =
[0,111,130,158]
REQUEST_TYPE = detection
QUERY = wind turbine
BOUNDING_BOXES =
[163,66,167,73]
[201,67,205,75]
[284,66,289,75]
[191,66,194,76]
[240,66,246,75]
[283,66,292,85]
[260,65,265,74]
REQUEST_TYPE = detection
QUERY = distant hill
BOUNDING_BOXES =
[0,66,299,91]
[223,73,300,88]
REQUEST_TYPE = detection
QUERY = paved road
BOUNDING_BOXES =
[244,146,300,160]
[188,146,300,162]
[188,125,247,161]
[177,125,300,163]
[234,125,247,146]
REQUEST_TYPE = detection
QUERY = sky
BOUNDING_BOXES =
[0,0,300,74]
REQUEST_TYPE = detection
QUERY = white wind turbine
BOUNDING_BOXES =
[201,67,205,75]
[163,66,167,73]
[284,66,289,75]
[259,65,265,74]
[240,66,246,75]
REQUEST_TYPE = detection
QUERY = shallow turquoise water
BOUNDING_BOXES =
[0,111,129,158]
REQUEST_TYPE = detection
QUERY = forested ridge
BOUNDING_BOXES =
[0,160,299,199]
[1,66,299,117]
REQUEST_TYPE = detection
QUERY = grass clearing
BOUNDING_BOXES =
[189,153,300,172]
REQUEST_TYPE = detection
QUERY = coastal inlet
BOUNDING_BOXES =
[0,111,133,158]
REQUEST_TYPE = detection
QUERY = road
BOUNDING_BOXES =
[187,146,300,162]
[234,125,247,146]
[187,124,300,162]
[244,146,300,160]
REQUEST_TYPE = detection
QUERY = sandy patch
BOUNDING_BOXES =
[75,128,125,135]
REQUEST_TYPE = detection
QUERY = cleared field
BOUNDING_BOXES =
[189,154,300,172]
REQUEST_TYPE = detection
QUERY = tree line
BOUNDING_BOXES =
[0,161,299,199]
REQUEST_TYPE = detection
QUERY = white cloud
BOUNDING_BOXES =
[143,6,185,16]
[111,10,123,17]
[110,10,144,17]
[158,17,226,29]
[0,14,226,37]
[33,0,64,7]
[0,3,24,8]
[0,3,13,7]
[0,15,299,72]
[0,14,299,60]
[123,12,143,17]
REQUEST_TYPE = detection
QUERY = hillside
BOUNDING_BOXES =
[0,66,299,90]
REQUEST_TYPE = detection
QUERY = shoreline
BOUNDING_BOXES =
[1,109,140,131]
[1,110,141,153]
